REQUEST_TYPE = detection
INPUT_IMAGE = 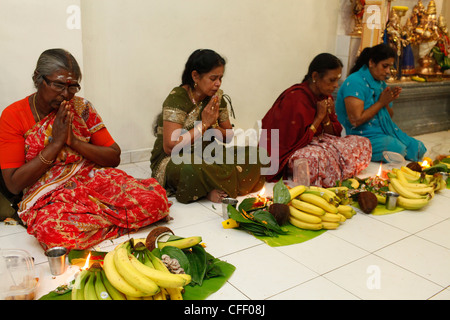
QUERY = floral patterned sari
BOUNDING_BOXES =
[19,97,170,251]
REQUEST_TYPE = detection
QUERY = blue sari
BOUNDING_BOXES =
[336,65,426,162]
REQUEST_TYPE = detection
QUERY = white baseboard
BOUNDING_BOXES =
[120,148,152,165]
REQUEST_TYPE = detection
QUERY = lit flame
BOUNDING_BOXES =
[376,162,383,177]
[258,186,266,197]
[420,160,430,169]
[81,252,91,270]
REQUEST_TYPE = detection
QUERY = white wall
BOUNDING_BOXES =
[1,0,340,161]
[0,0,83,107]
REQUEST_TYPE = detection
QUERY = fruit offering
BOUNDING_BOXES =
[72,240,191,300]
[385,166,447,210]
[287,185,356,230]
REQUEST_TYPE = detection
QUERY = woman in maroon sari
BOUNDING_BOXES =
[260,53,371,187]
[0,49,170,251]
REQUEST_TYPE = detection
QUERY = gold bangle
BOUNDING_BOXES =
[38,151,54,165]
[323,120,331,126]
[310,124,317,133]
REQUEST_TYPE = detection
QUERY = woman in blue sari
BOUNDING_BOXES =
[336,44,427,162]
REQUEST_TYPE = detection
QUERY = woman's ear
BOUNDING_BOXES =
[311,71,319,83]
[191,70,199,84]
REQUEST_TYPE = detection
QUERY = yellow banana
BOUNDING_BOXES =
[307,186,338,199]
[321,221,340,230]
[291,198,325,216]
[94,271,111,300]
[326,186,349,194]
[84,271,98,300]
[99,269,126,300]
[389,178,429,199]
[299,193,339,214]
[158,236,202,250]
[375,194,386,204]
[152,290,166,300]
[397,196,430,210]
[289,185,306,200]
[71,269,90,300]
[289,216,323,230]
[113,245,160,296]
[337,213,347,222]
[401,166,421,178]
[128,252,191,288]
[166,287,184,300]
[321,212,342,223]
[304,189,338,205]
[337,204,354,214]
[289,206,322,224]
[103,250,148,298]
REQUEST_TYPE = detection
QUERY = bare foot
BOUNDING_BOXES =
[206,189,228,203]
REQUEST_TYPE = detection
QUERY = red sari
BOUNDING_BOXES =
[1,96,170,251]
[260,82,371,187]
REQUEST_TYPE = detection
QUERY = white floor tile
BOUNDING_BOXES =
[276,232,369,275]
[416,219,450,249]
[374,235,450,287]
[325,212,410,252]
[224,245,318,300]
[323,254,443,300]
[268,276,359,300]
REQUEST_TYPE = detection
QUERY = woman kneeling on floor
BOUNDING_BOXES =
[150,49,265,204]
[260,53,372,187]
[0,49,171,251]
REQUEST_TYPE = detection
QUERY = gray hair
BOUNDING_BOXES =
[32,49,82,89]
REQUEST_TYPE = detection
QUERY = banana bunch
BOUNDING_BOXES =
[96,240,190,300]
[385,166,446,210]
[287,185,355,231]
[72,263,126,300]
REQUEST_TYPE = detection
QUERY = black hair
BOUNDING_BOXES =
[349,43,397,75]
[181,49,226,88]
[303,53,343,82]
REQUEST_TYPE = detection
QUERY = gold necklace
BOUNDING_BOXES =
[32,93,41,122]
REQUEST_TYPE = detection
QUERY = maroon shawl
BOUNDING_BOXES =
[259,82,342,182]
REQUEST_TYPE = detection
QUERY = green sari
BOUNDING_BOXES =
[150,87,265,204]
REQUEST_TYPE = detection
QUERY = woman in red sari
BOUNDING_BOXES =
[0,49,170,251]
[260,53,371,187]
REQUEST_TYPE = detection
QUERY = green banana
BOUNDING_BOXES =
[99,269,126,300]
[157,236,202,250]
[94,270,111,300]
[84,271,98,300]
[71,269,90,300]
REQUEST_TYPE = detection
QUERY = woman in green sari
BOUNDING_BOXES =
[151,49,265,204]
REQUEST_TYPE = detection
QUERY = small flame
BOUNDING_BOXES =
[258,186,266,197]
[376,162,383,177]
[81,253,91,270]
[421,160,430,169]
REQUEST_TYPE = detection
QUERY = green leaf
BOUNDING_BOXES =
[273,179,291,204]
[252,210,288,235]
[160,246,191,276]
[185,245,207,287]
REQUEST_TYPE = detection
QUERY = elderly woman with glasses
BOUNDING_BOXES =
[0,49,170,251]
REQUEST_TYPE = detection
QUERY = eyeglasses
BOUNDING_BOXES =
[42,76,81,94]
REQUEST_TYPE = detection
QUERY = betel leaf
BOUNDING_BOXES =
[185,245,207,286]
[273,179,291,204]
[252,210,288,235]
[160,246,191,276]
